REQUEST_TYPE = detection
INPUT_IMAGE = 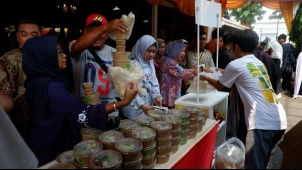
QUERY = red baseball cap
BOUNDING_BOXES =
[85,14,108,27]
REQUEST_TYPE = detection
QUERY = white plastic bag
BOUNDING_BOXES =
[187,70,222,94]
[109,12,135,40]
[108,60,146,98]
[215,137,245,169]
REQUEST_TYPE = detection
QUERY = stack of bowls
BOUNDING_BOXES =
[132,127,157,169]
[147,110,165,121]
[169,109,190,145]
[115,30,126,52]
[115,138,143,169]
[119,119,140,138]
[80,127,102,141]
[98,131,124,151]
[162,114,181,154]
[183,106,200,139]
[198,110,208,131]
[90,150,123,169]
[151,121,172,164]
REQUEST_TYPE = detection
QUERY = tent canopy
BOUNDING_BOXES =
[146,0,297,31]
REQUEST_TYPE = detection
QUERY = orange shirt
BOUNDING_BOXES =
[205,40,223,55]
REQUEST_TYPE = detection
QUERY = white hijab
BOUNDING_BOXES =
[269,41,283,68]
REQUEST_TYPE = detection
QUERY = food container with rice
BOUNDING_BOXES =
[169,109,190,123]
[119,119,140,138]
[155,135,172,146]
[142,158,157,169]
[189,130,198,139]
[183,106,200,118]
[48,163,76,169]
[156,141,172,155]
[171,136,181,146]
[141,150,156,165]
[189,117,199,126]
[90,150,123,169]
[80,127,102,141]
[171,128,181,138]
[98,131,124,151]
[151,121,172,138]
[180,129,189,138]
[199,110,208,126]
[73,140,103,166]
[147,110,165,121]
[180,136,188,145]
[156,152,171,164]
[132,127,156,148]
[56,150,75,164]
[121,153,142,169]
[162,114,181,130]
[189,124,199,132]
[171,144,180,154]
[181,122,189,131]
[135,114,154,127]
[141,142,156,157]
[115,138,143,162]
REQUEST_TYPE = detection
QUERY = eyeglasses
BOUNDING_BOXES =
[58,50,65,57]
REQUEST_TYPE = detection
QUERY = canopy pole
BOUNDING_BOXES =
[216,13,219,68]
[152,4,158,39]
[197,7,200,104]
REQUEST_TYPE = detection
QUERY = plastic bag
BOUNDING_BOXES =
[215,137,245,169]
[109,12,135,40]
[108,60,146,98]
[186,70,222,94]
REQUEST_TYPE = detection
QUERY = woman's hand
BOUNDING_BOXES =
[154,97,162,107]
[203,67,213,73]
[140,104,154,114]
[123,81,138,104]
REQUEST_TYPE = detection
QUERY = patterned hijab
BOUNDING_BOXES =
[164,40,186,59]
[22,36,70,114]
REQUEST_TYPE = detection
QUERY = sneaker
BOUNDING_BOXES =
[282,90,290,94]
[277,93,282,99]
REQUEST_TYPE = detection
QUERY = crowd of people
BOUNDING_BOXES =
[0,12,301,169]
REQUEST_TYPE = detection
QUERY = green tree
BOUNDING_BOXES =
[269,11,282,20]
[289,2,302,54]
[230,2,266,28]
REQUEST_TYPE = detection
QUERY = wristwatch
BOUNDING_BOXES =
[200,65,204,72]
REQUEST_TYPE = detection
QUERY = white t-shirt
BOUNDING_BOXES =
[219,54,287,131]
[71,44,118,116]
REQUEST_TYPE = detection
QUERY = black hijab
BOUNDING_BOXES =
[22,36,70,114]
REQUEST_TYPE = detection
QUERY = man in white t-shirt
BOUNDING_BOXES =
[70,14,128,117]
[200,29,287,169]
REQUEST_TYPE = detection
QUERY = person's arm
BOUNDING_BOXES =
[71,19,128,59]
[200,75,225,90]
[0,91,14,114]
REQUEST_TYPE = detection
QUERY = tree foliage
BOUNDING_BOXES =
[269,11,282,20]
[289,2,302,53]
[230,2,266,28]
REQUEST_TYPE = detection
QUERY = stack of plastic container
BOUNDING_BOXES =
[112,30,131,69]
[183,106,201,138]
[81,82,100,105]
[162,114,181,154]
[169,109,190,145]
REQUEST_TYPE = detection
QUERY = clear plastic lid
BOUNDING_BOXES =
[169,109,190,118]
[56,150,75,163]
[99,131,124,144]
[198,110,208,117]
[115,138,143,153]
[81,128,102,135]
[132,127,156,140]
[147,110,165,118]
[151,121,172,131]
[162,114,181,124]
[73,140,103,156]
[91,150,122,168]
[183,106,200,112]
[135,115,154,124]
[119,119,140,130]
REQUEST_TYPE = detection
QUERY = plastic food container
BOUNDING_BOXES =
[141,142,156,157]
[169,109,190,123]
[121,153,142,169]
[98,131,124,151]
[198,124,203,132]
[171,136,181,146]
[81,92,101,105]
[132,127,156,148]
[115,138,143,162]
[180,137,188,145]
[181,122,189,131]
[198,117,204,127]
[56,150,75,164]
[147,110,165,121]
[73,140,103,166]
[171,128,181,138]
[142,158,157,169]
[156,152,171,164]
[116,46,126,52]
[73,159,90,169]
[135,114,154,128]
[156,141,172,155]
[116,40,126,46]
[82,82,93,89]
[151,121,172,138]
[180,129,189,138]
[119,119,140,138]
[171,144,180,154]
[189,117,199,126]
[183,106,200,118]
[81,128,102,141]
[141,150,156,165]
[48,163,76,169]
[155,135,172,146]
[199,111,208,126]
[90,150,122,169]
[116,33,126,40]
[189,124,199,132]
[162,114,181,130]
[189,130,198,139]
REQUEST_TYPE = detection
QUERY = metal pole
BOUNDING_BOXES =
[276,19,280,38]
[197,6,200,104]
[152,5,158,38]
[216,14,219,68]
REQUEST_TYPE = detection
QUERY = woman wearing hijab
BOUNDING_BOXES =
[269,42,283,98]
[22,36,138,166]
[159,40,206,109]
[153,38,165,79]
[121,35,162,119]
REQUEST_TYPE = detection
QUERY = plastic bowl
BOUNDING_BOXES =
[115,138,143,162]
[98,131,124,151]
[73,140,103,166]
[119,119,140,138]
[90,150,122,169]
[132,127,156,148]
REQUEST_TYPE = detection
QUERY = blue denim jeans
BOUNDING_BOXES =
[245,129,285,169]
